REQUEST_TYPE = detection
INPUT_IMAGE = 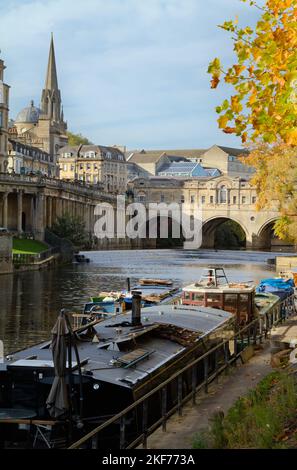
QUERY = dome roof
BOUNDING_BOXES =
[15,101,42,124]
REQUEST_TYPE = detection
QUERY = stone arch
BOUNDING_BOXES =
[255,217,293,250]
[202,216,248,249]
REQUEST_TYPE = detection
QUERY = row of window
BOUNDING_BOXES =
[138,194,257,205]
[62,151,124,161]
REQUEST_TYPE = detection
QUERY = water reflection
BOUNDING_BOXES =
[0,249,284,354]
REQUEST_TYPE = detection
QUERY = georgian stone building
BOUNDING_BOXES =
[10,35,68,173]
[0,58,10,173]
[7,139,56,177]
[58,144,127,194]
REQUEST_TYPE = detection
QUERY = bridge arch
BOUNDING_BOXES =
[255,217,293,250]
[202,216,248,249]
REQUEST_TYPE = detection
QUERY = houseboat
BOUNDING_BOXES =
[181,267,255,325]
[90,278,180,314]
[0,295,233,448]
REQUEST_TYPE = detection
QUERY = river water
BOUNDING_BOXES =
[0,249,290,354]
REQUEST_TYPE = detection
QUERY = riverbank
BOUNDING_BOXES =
[144,315,297,449]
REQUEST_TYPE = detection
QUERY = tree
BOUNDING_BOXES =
[52,213,88,248]
[67,131,93,146]
[208,0,297,243]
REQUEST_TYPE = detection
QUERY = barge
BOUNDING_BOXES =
[0,294,233,448]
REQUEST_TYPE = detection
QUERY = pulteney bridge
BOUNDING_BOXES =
[131,175,292,250]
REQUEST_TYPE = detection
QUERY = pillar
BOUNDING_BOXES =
[2,193,8,228]
[34,192,45,241]
[17,190,23,234]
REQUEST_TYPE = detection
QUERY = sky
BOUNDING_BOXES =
[0,0,260,150]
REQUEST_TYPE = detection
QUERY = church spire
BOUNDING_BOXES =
[44,33,59,91]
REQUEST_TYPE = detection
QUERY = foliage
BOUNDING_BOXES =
[208,0,297,243]
[192,371,297,449]
[245,142,297,241]
[67,131,93,146]
[13,238,48,255]
[51,213,88,248]
[208,0,297,145]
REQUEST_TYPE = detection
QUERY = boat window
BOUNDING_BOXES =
[183,292,191,300]
[193,293,204,302]
[206,293,222,304]
[239,293,249,313]
[224,294,238,313]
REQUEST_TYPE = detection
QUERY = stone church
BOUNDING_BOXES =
[10,35,68,170]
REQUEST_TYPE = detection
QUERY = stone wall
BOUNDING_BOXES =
[0,234,13,274]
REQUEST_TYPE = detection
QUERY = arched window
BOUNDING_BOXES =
[218,185,227,204]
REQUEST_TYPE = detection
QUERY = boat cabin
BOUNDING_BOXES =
[182,268,255,325]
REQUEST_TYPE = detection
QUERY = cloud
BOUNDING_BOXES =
[0,0,259,149]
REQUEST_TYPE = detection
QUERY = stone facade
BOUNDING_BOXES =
[0,59,9,173]
[58,144,127,194]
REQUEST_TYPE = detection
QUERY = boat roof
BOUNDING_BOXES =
[1,305,233,391]
[183,283,255,294]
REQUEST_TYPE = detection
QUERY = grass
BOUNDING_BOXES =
[13,238,48,255]
[193,370,297,449]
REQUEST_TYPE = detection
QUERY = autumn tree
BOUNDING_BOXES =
[208,0,297,243]
[67,131,93,146]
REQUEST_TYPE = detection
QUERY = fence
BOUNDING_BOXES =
[12,247,60,265]
[68,294,296,450]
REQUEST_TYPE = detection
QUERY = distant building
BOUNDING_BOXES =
[158,161,220,178]
[199,145,253,179]
[0,57,9,173]
[58,144,127,194]
[11,35,68,174]
[8,139,56,177]
[126,161,151,181]
[127,145,254,180]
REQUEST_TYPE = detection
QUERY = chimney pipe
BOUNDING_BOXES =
[131,291,142,326]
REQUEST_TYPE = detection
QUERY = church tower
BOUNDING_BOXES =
[41,34,62,122]
[38,34,68,160]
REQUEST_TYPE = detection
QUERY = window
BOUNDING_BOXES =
[94,164,98,170]
[181,195,185,204]
[252,196,257,204]
[218,185,227,204]
[160,194,165,202]
[64,152,71,158]
[242,196,246,204]
[79,164,83,170]
[70,165,74,171]
[63,164,67,171]
[86,175,91,182]
[193,292,204,303]
[87,163,91,170]
[210,195,214,204]
[233,196,237,204]
[201,196,206,204]
[183,292,191,301]
[190,195,195,204]
[0,111,3,128]
[94,176,98,184]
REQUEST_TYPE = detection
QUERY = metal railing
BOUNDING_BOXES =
[69,294,296,450]
[12,247,60,265]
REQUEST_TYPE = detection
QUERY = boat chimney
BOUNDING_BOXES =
[127,277,131,292]
[131,291,142,326]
